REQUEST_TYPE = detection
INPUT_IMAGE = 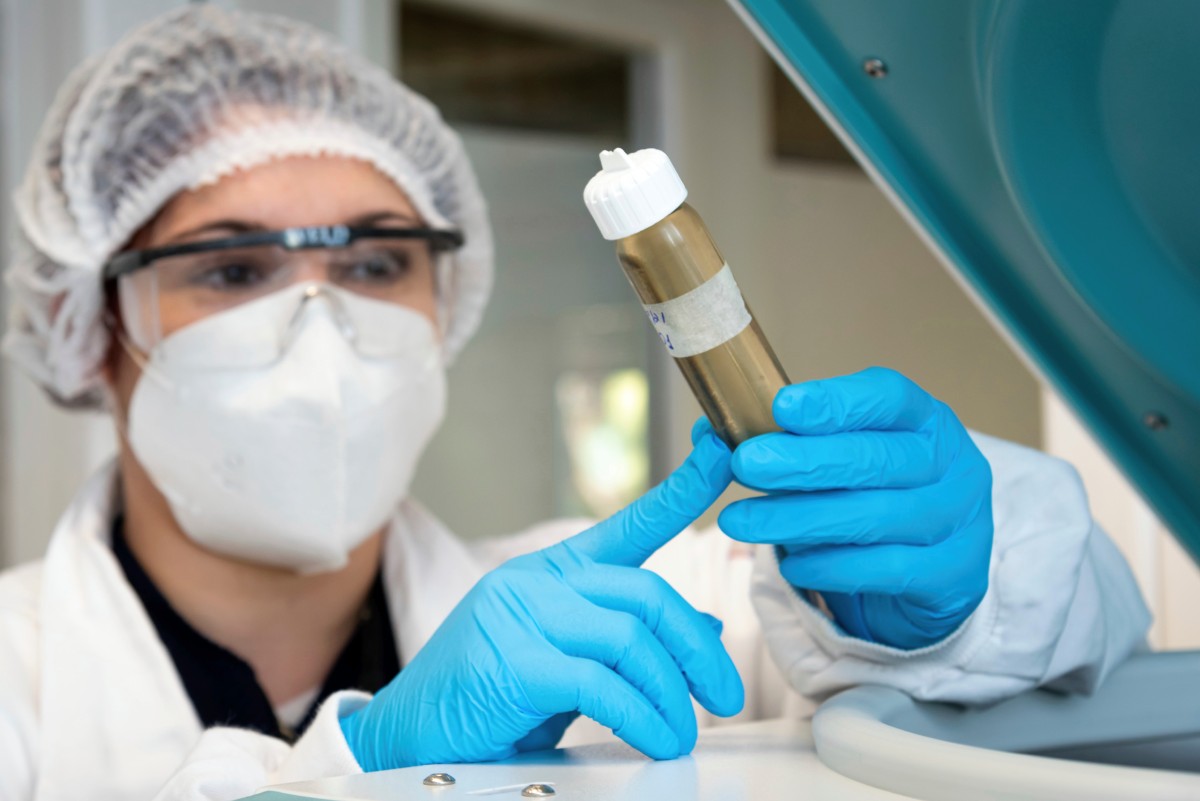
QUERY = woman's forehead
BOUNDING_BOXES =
[146,156,422,246]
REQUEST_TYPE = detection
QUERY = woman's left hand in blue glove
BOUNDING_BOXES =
[715,367,993,650]
[339,431,744,771]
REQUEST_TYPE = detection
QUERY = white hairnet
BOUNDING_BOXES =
[5,5,493,408]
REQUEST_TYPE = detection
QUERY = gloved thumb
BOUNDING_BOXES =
[568,431,733,567]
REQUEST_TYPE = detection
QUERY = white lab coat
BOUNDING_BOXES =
[0,434,1150,801]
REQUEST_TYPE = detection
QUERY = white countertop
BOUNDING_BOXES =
[248,718,912,800]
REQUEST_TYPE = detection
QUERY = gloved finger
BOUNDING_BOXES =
[690,416,715,445]
[772,367,936,435]
[732,430,944,492]
[566,565,744,718]
[540,596,698,752]
[776,529,989,610]
[719,476,982,547]
[568,431,733,568]
[526,655,683,760]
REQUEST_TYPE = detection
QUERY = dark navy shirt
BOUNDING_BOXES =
[111,518,399,741]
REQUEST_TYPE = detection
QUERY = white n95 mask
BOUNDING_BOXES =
[125,283,447,573]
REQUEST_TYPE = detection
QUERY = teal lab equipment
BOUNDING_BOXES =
[732,0,1200,561]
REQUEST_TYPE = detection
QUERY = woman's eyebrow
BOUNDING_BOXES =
[349,210,423,227]
[159,219,262,245]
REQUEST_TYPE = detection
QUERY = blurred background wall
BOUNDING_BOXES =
[0,0,1195,648]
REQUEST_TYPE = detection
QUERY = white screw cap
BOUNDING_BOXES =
[583,148,688,240]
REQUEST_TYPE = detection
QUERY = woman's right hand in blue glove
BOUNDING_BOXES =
[339,431,744,771]
[716,367,993,650]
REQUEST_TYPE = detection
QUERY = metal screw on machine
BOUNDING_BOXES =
[521,784,556,797]
[422,773,456,787]
[1144,412,1169,431]
[863,57,888,78]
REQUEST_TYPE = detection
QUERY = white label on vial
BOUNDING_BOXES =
[642,264,752,358]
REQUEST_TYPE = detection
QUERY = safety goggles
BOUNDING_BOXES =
[105,224,464,353]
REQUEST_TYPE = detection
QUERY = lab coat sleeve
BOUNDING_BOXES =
[0,566,40,801]
[750,433,1152,706]
[151,691,369,801]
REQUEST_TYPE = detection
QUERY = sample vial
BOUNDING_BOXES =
[584,148,790,446]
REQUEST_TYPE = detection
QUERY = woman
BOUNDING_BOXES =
[0,7,1148,801]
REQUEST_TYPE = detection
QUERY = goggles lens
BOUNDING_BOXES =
[119,279,441,370]
[113,227,455,356]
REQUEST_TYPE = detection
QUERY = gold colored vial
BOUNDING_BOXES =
[614,203,790,446]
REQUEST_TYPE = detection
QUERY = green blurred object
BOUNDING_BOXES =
[731,0,1200,561]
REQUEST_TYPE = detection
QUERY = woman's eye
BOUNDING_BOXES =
[346,249,412,283]
[192,261,265,290]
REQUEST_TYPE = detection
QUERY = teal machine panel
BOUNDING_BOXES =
[731,0,1200,559]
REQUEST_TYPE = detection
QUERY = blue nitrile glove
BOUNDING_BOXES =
[339,431,745,771]
[715,367,993,650]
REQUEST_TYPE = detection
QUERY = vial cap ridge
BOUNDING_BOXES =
[583,148,688,240]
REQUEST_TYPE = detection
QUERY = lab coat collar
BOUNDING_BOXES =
[32,460,484,801]
[37,461,201,801]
